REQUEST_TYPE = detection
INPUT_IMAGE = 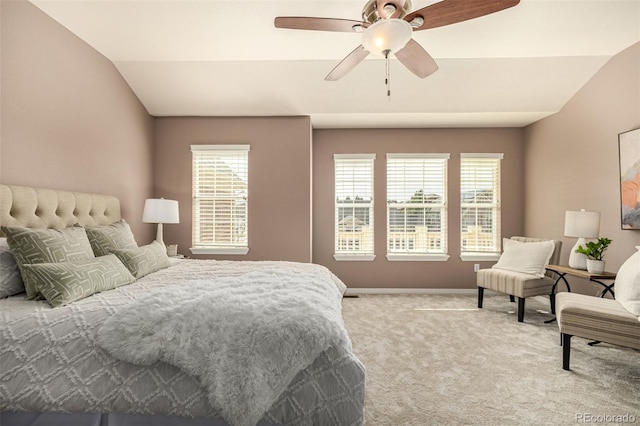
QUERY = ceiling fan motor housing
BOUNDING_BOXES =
[362,0,412,23]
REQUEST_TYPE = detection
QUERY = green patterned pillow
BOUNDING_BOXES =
[1,225,95,299]
[112,240,171,279]
[22,254,136,308]
[85,220,138,256]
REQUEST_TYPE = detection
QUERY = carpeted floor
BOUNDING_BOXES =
[341,294,640,425]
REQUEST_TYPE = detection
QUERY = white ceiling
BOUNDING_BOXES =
[30,0,640,128]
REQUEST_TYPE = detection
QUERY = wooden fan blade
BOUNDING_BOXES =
[325,46,370,81]
[274,17,368,32]
[405,0,520,31]
[394,39,438,78]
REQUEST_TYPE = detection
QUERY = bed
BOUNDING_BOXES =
[0,184,365,426]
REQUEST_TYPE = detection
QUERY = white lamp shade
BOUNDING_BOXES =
[564,210,600,238]
[361,19,412,57]
[142,199,179,224]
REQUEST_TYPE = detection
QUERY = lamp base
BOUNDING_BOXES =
[568,238,588,270]
[155,223,165,247]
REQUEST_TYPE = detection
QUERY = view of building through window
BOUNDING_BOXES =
[387,154,449,256]
[334,154,375,256]
[191,145,249,252]
[460,154,502,255]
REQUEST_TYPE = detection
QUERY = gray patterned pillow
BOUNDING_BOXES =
[85,220,138,256]
[0,238,24,298]
[22,254,136,308]
[1,225,95,299]
[112,241,171,279]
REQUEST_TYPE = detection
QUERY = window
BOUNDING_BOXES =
[387,154,449,261]
[460,153,503,260]
[191,145,249,255]
[334,154,375,261]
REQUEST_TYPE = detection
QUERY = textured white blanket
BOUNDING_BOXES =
[97,267,349,426]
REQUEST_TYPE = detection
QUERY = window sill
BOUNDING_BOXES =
[386,254,450,262]
[190,247,249,255]
[460,253,501,261]
[333,254,376,262]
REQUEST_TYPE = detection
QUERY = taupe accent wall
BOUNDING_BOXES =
[0,0,155,243]
[313,128,525,288]
[154,116,312,262]
[524,42,640,295]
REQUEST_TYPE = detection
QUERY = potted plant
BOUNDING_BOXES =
[576,237,612,274]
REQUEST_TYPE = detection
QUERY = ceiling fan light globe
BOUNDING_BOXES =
[361,19,412,57]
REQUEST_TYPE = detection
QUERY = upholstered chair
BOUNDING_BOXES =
[557,247,640,370]
[477,236,562,322]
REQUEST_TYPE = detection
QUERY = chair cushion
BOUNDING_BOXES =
[556,292,640,350]
[614,247,640,317]
[492,238,555,278]
[477,268,554,298]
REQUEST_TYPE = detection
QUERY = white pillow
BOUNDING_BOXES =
[0,237,25,298]
[615,246,640,318]
[492,238,555,278]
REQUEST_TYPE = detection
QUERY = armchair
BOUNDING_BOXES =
[477,236,562,322]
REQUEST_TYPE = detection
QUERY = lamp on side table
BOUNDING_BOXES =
[564,209,600,270]
[142,198,179,248]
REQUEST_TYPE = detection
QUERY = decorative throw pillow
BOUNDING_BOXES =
[615,247,640,317]
[22,254,136,308]
[492,238,555,278]
[1,225,95,299]
[112,240,171,279]
[85,220,138,256]
[0,238,24,298]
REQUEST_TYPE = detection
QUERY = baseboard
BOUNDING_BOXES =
[344,288,477,296]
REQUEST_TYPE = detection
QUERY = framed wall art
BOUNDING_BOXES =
[619,128,640,230]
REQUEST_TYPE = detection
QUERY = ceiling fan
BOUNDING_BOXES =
[275,0,520,83]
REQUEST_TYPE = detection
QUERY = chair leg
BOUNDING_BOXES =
[549,293,556,315]
[478,287,484,309]
[509,295,515,303]
[517,297,525,322]
[562,333,572,370]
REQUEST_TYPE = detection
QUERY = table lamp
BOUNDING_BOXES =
[564,209,600,270]
[142,198,179,247]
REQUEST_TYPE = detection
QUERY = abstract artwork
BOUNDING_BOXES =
[619,128,640,230]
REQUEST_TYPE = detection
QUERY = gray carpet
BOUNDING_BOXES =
[341,294,640,425]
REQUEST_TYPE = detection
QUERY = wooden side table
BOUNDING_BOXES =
[545,264,616,298]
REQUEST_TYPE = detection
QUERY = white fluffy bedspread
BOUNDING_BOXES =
[96,266,349,426]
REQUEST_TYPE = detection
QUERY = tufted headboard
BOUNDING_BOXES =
[0,184,121,236]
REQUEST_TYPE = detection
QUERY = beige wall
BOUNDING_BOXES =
[313,128,525,288]
[154,116,312,262]
[0,0,155,242]
[524,42,640,295]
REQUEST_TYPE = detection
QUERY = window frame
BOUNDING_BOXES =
[386,153,450,262]
[190,144,250,255]
[459,153,503,261]
[334,154,376,261]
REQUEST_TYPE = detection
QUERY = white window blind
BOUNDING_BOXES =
[334,154,375,258]
[191,145,249,254]
[387,154,449,257]
[460,154,502,255]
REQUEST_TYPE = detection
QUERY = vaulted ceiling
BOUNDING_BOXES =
[30,0,640,128]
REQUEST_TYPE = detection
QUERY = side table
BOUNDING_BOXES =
[544,265,617,343]
[545,264,616,298]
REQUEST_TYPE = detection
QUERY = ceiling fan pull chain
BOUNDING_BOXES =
[384,49,391,99]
